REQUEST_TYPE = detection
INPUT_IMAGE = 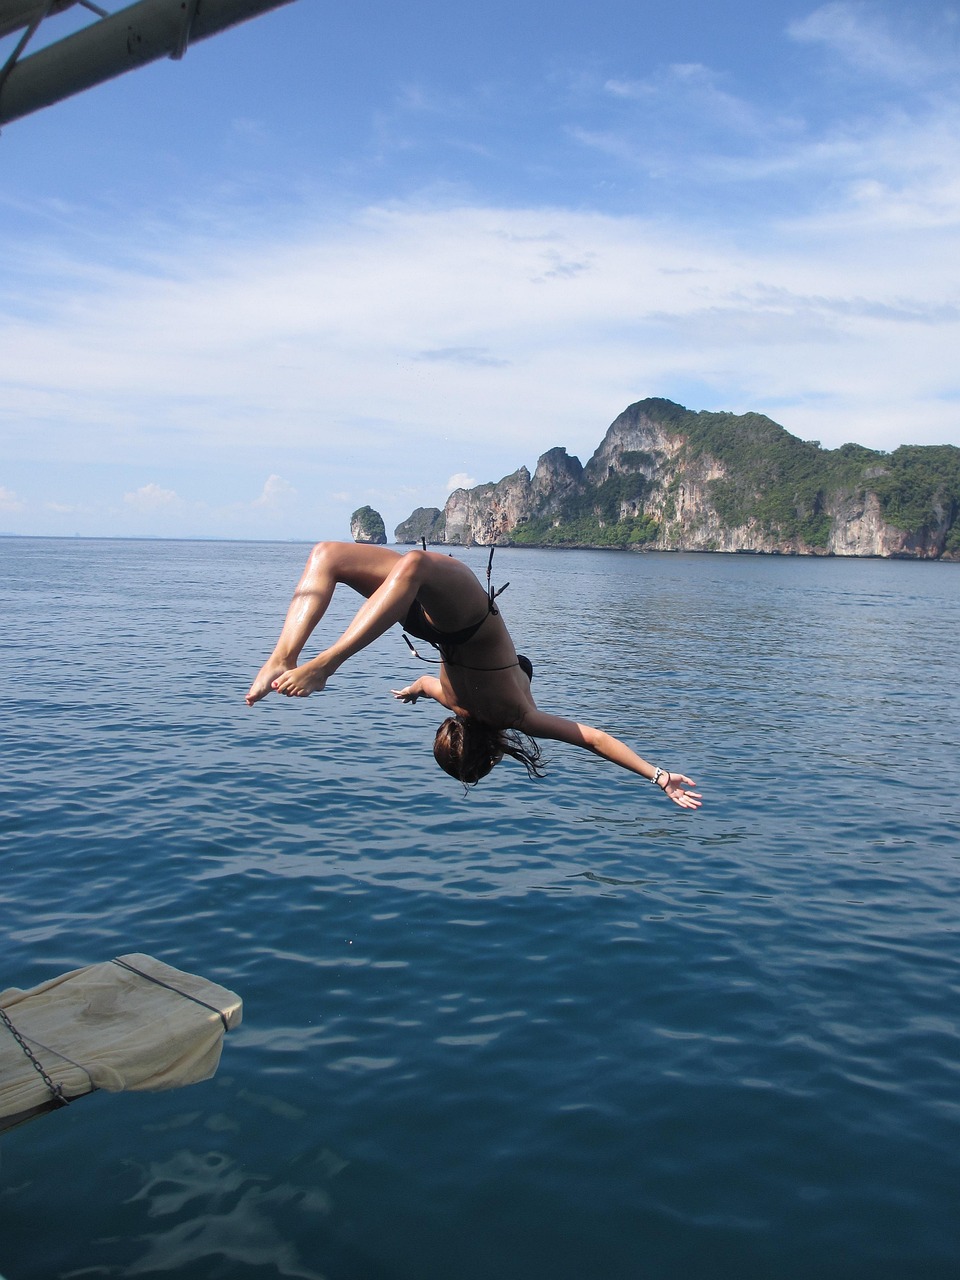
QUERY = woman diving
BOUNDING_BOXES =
[245,541,702,808]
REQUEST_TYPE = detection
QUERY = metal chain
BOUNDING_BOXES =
[0,1005,68,1106]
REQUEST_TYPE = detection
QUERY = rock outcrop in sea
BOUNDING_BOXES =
[395,399,960,560]
[350,505,387,545]
[394,506,445,545]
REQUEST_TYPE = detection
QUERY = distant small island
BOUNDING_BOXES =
[394,398,960,560]
[350,505,387,545]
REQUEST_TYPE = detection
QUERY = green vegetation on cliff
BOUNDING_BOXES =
[511,512,658,548]
[584,401,959,551]
[666,409,869,545]
[870,445,960,535]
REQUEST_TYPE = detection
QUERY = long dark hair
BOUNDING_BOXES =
[433,716,545,786]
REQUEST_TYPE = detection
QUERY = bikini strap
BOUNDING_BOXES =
[486,546,509,614]
[402,546,510,664]
[402,632,442,664]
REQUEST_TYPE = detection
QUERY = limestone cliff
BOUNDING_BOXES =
[442,468,533,545]
[395,399,960,559]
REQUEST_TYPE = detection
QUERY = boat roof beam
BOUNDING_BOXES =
[0,0,297,126]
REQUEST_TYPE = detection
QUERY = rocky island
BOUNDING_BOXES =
[350,505,387,544]
[395,399,960,560]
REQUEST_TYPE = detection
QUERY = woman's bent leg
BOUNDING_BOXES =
[270,549,434,699]
[245,542,403,704]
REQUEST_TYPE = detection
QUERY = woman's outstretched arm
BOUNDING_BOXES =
[519,709,702,809]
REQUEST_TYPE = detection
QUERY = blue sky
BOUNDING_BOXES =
[2,0,959,539]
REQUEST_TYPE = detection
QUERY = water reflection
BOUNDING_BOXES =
[60,1131,347,1280]
[120,1147,328,1279]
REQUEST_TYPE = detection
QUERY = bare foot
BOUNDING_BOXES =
[245,656,294,705]
[271,658,331,698]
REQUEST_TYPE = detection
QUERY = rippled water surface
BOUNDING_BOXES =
[1,538,959,1280]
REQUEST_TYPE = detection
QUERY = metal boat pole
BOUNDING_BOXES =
[0,0,297,126]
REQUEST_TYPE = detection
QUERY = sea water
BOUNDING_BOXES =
[1,538,958,1280]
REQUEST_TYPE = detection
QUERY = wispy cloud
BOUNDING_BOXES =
[603,62,773,137]
[788,2,949,84]
[571,5,960,236]
[416,347,510,367]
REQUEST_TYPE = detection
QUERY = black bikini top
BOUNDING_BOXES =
[402,547,512,667]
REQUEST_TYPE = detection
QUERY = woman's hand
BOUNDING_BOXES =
[659,772,703,810]
[391,676,448,708]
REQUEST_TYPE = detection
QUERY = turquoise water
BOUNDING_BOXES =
[1,538,959,1280]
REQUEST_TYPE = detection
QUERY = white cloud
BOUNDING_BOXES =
[0,484,24,511]
[2,196,958,500]
[123,482,182,511]
[252,474,296,507]
[446,472,477,491]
